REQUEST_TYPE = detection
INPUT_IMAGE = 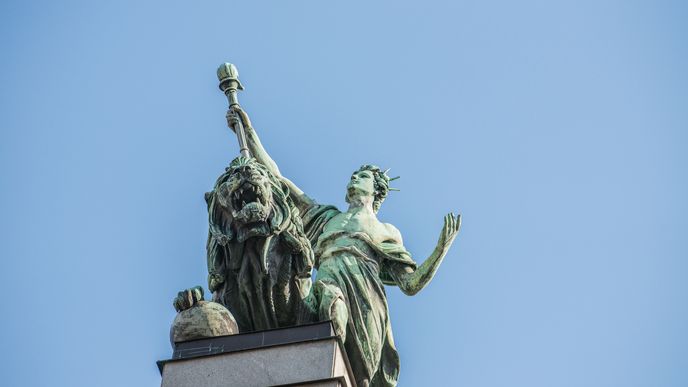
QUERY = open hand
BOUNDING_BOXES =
[436,213,461,252]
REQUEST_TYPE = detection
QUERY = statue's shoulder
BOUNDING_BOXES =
[381,222,403,244]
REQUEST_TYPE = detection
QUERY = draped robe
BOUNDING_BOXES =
[302,204,417,387]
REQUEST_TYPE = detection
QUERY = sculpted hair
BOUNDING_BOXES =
[206,156,313,272]
[353,164,390,213]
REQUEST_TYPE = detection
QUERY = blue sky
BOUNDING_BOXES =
[1,1,686,386]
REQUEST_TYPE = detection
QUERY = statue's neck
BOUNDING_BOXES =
[346,196,375,215]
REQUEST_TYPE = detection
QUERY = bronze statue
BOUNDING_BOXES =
[171,63,461,387]
[204,156,315,331]
[228,101,461,386]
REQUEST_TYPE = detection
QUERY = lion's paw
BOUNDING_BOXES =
[172,286,204,312]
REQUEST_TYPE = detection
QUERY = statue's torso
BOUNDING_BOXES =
[316,210,397,263]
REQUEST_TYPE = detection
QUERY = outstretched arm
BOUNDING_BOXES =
[227,107,315,210]
[389,213,461,296]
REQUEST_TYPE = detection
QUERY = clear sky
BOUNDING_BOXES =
[1,1,686,386]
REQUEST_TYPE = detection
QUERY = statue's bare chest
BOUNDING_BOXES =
[323,211,392,242]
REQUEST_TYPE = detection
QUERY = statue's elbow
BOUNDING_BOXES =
[400,283,420,296]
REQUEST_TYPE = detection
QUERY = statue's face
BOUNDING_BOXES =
[347,169,375,198]
[218,161,273,224]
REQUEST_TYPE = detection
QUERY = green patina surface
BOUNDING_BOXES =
[232,104,461,387]
[173,64,461,387]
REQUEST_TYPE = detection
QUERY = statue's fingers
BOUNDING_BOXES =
[174,290,187,312]
[445,214,452,239]
[455,214,462,232]
[184,289,194,308]
[191,286,204,303]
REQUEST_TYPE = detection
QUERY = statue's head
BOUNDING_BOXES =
[216,157,275,225]
[345,164,391,213]
[211,156,310,249]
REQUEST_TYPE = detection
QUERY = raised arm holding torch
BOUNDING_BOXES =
[217,63,250,158]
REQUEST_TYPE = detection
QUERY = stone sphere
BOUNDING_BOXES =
[170,301,239,346]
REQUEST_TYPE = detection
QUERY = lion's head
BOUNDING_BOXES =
[205,156,313,290]
[217,157,275,228]
[208,157,305,243]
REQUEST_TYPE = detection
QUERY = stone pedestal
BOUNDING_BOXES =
[158,321,355,387]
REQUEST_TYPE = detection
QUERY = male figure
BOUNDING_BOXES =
[228,108,461,387]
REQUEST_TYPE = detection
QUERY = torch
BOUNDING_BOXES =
[217,63,250,158]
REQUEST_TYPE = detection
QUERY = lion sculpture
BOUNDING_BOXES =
[202,156,315,332]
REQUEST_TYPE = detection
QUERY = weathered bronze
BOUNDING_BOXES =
[170,63,461,387]
[223,65,461,386]
[170,287,239,344]
[204,156,315,331]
